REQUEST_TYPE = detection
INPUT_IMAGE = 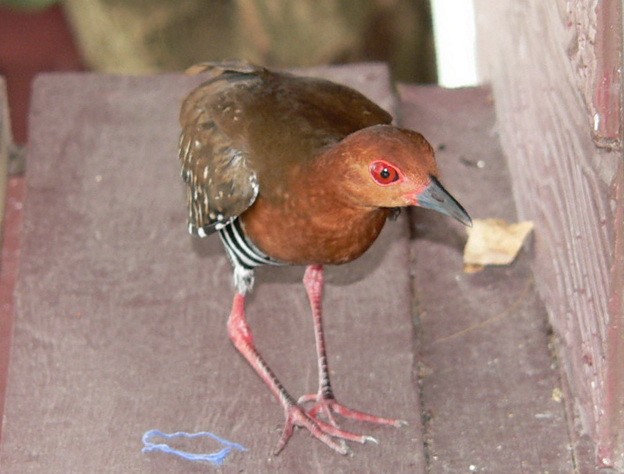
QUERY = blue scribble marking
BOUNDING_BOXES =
[142,429,247,465]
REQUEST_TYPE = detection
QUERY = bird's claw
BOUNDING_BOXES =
[299,394,405,429]
[273,395,407,453]
[276,403,381,455]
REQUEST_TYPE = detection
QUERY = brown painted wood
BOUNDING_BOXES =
[0,65,587,471]
[400,85,576,473]
[0,77,13,438]
[0,77,8,228]
[474,0,624,468]
[0,177,24,445]
[0,65,426,472]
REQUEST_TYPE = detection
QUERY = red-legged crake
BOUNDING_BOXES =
[178,62,472,455]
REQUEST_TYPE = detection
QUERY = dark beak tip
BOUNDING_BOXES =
[420,177,472,228]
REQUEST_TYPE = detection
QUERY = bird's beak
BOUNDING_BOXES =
[414,176,472,226]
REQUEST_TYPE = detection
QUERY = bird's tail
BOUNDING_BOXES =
[185,60,263,78]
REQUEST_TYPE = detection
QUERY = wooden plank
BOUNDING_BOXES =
[0,65,426,472]
[474,0,623,468]
[400,85,575,473]
[0,76,14,439]
[0,177,24,444]
[0,77,9,231]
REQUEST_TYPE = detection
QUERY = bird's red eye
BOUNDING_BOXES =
[370,161,401,186]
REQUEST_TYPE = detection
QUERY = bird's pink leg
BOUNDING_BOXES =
[227,292,375,455]
[298,264,406,429]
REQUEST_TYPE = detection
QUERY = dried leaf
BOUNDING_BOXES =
[463,219,534,269]
[463,263,485,274]
[551,387,564,403]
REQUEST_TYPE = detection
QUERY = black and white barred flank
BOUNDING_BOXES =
[217,217,281,270]
[189,217,283,294]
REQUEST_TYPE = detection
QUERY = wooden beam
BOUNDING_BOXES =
[0,77,9,226]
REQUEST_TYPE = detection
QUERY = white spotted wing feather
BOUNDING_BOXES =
[179,116,258,237]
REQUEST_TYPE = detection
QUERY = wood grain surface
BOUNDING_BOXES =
[401,85,575,473]
[475,0,624,467]
[0,65,426,473]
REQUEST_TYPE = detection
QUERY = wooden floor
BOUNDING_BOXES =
[0,65,583,472]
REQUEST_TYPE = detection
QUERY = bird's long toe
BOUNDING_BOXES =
[299,395,407,429]
[276,403,384,455]
[276,405,351,455]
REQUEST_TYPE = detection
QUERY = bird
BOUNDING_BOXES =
[178,61,471,455]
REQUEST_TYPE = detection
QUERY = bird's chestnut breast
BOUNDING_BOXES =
[240,196,390,265]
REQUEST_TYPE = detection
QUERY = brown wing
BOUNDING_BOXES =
[179,63,261,236]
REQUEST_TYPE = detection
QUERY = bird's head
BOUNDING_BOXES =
[336,125,472,226]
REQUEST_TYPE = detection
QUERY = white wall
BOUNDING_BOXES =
[431,0,479,88]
